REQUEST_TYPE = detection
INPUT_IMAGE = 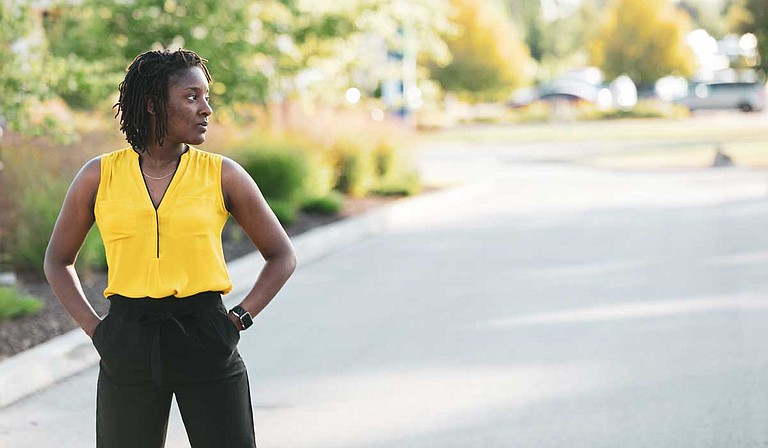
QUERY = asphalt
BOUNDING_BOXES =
[2,140,768,447]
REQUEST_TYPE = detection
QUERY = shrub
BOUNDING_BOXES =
[3,169,105,275]
[334,138,376,198]
[237,149,307,203]
[301,192,344,215]
[303,150,338,201]
[266,199,298,226]
[369,141,422,197]
[577,99,690,121]
[75,228,107,272]
[10,179,68,273]
[371,170,422,197]
[372,142,399,178]
[0,286,43,320]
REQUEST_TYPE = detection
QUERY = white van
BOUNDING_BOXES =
[674,81,766,112]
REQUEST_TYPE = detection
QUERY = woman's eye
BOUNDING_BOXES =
[188,95,197,101]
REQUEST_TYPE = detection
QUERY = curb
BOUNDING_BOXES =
[0,184,480,409]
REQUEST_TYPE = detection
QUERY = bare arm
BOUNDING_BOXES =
[44,158,102,338]
[221,157,297,328]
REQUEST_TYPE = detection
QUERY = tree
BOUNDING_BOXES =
[259,0,452,108]
[589,0,696,87]
[430,0,532,101]
[677,0,730,38]
[41,0,452,115]
[506,0,612,81]
[43,0,272,109]
[0,2,57,132]
[728,0,768,73]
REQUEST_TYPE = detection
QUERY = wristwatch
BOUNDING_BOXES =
[229,305,253,330]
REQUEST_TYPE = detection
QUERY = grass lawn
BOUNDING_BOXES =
[420,112,768,170]
[581,139,768,169]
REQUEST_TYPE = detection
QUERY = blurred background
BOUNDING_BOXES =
[2,1,768,446]
[2,0,768,351]
[1,0,768,352]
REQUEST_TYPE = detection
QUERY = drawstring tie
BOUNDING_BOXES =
[139,311,200,385]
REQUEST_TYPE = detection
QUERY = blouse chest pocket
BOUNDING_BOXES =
[168,196,220,238]
[96,198,138,242]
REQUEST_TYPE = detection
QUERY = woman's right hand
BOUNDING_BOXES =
[85,316,102,339]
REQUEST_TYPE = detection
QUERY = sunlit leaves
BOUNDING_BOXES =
[589,0,696,86]
[430,0,532,100]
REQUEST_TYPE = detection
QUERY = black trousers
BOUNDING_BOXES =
[91,292,257,448]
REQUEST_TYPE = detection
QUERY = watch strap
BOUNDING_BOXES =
[229,305,253,330]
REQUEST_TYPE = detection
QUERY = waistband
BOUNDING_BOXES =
[105,291,224,386]
[106,291,223,318]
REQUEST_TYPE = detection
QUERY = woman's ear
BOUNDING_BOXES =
[146,96,156,115]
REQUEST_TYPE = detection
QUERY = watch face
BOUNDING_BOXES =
[240,312,254,329]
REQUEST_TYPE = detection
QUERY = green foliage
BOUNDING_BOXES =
[303,149,338,201]
[237,148,308,203]
[589,0,696,87]
[277,0,452,106]
[729,0,768,73]
[43,0,270,107]
[372,142,399,178]
[370,142,421,196]
[76,227,107,272]
[0,287,43,320]
[38,0,452,112]
[334,139,376,198]
[2,153,104,275]
[511,0,604,75]
[9,178,68,273]
[52,55,123,110]
[301,192,344,215]
[265,199,298,226]
[677,0,729,38]
[508,101,555,123]
[0,1,58,132]
[371,170,422,197]
[431,0,532,101]
[576,100,690,120]
[235,145,309,226]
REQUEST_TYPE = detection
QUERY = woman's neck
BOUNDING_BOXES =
[137,144,188,167]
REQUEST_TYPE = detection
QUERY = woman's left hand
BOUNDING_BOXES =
[227,311,243,331]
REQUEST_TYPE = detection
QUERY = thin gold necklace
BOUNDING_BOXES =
[142,166,177,180]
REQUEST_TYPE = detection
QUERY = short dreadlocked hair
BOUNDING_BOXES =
[114,49,212,152]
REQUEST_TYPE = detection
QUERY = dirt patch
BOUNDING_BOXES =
[0,196,399,361]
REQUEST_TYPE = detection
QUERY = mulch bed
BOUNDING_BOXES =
[0,196,397,361]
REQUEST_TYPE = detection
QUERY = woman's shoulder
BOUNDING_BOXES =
[219,154,247,177]
[101,146,135,163]
[187,146,224,163]
[91,147,139,176]
[79,146,131,181]
[188,147,243,175]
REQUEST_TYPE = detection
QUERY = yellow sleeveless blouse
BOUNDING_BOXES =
[95,147,233,298]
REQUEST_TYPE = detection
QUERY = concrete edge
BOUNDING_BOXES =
[0,184,480,408]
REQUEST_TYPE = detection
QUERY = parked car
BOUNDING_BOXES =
[673,81,766,112]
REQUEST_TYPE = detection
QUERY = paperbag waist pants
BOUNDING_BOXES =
[92,291,257,448]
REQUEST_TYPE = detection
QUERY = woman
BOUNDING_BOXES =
[44,49,296,447]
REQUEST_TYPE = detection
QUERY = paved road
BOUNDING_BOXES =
[2,138,768,447]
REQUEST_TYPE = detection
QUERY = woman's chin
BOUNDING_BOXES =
[188,135,207,146]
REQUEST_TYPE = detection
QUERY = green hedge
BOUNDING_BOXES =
[301,192,344,215]
[238,149,308,203]
[0,286,43,319]
[6,176,105,276]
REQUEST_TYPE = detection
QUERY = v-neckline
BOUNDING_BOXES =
[134,147,190,211]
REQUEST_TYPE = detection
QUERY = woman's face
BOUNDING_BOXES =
[162,66,212,147]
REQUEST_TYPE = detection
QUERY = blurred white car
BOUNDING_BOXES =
[673,81,766,112]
